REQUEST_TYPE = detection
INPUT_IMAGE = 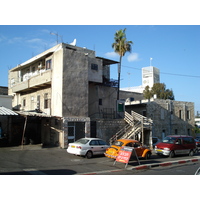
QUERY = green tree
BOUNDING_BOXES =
[143,83,175,100]
[112,28,133,100]
[143,85,152,99]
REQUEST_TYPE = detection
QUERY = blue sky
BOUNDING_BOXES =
[0,25,200,112]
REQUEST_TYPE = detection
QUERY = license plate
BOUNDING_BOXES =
[71,146,75,148]
[156,149,162,152]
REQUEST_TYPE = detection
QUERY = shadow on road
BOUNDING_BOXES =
[0,169,77,175]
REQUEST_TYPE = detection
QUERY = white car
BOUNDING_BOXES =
[67,138,110,158]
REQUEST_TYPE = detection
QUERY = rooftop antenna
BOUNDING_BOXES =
[150,57,153,66]
[50,32,63,44]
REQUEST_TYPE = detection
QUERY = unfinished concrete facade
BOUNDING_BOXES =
[8,43,143,148]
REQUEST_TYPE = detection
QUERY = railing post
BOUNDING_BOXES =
[142,117,144,145]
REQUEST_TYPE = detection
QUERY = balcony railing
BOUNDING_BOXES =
[12,70,52,92]
[103,77,118,88]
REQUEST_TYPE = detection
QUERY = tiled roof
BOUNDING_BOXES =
[0,106,18,116]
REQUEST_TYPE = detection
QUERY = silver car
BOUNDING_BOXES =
[67,138,110,158]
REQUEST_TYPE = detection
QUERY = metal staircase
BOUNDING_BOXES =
[109,111,153,144]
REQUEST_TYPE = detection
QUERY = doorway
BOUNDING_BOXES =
[68,126,75,143]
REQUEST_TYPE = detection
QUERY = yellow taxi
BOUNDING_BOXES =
[105,139,151,159]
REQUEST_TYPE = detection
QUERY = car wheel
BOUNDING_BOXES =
[86,151,93,159]
[145,152,151,160]
[189,150,194,157]
[169,150,175,158]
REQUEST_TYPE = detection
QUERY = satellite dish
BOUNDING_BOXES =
[70,39,76,46]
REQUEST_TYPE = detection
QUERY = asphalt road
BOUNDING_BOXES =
[0,145,199,175]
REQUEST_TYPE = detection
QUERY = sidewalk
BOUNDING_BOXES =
[128,155,200,171]
[127,149,200,170]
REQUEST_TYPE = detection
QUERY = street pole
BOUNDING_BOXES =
[21,116,27,150]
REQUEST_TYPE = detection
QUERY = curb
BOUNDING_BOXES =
[130,157,200,171]
[78,156,200,175]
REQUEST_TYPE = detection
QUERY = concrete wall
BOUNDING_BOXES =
[51,48,63,117]
[62,47,89,117]
[89,83,117,119]
[0,95,12,109]
[119,90,144,101]
[18,87,51,113]
[88,57,103,83]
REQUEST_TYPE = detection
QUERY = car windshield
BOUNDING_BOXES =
[113,141,124,147]
[162,137,176,144]
[75,138,89,144]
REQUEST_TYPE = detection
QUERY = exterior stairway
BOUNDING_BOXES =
[109,111,153,144]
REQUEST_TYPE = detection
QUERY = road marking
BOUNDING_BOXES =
[23,169,46,175]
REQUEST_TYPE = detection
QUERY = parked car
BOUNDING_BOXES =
[152,137,161,148]
[155,135,196,158]
[67,138,110,158]
[104,139,151,159]
[195,139,200,147]
[195,136,200,141]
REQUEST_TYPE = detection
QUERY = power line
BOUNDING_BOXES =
[121,65,200,78]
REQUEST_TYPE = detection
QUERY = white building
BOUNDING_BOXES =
[142,66,160,88]
[122,66,160,93]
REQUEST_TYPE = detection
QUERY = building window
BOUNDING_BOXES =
[175,129,178,135]
[32,66,36,73]
[46,59,52,70]
[187,110,190,120]
[31,96,34,110]
[179,110,182,119]
[99,99,102,105]
[44,93,50,109]
[10,78,15,87]
[23,98,26,107]
[37,95,40,110]
[91,63,98,71]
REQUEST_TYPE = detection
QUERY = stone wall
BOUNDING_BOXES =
[95,119,126,143]
[146,99,194,139]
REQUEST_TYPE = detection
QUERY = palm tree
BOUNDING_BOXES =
[112,28,133,100]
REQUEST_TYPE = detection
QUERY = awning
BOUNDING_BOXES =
[96,57,119,65]
[0,106,18,116]
[16,111,52,118]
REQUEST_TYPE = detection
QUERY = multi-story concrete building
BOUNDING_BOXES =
[8,43,143,148]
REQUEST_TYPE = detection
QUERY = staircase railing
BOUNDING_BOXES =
[109,111,153,144]
[109,123,132,144]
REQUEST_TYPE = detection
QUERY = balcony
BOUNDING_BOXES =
[12,70,52,93]
[102,77,118,88]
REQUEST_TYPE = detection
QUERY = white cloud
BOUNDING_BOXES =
[26,38,43,43]
[104,51,119,58]
[0,34,7,42]
[8,37,23,44]
[127,52,140,62]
